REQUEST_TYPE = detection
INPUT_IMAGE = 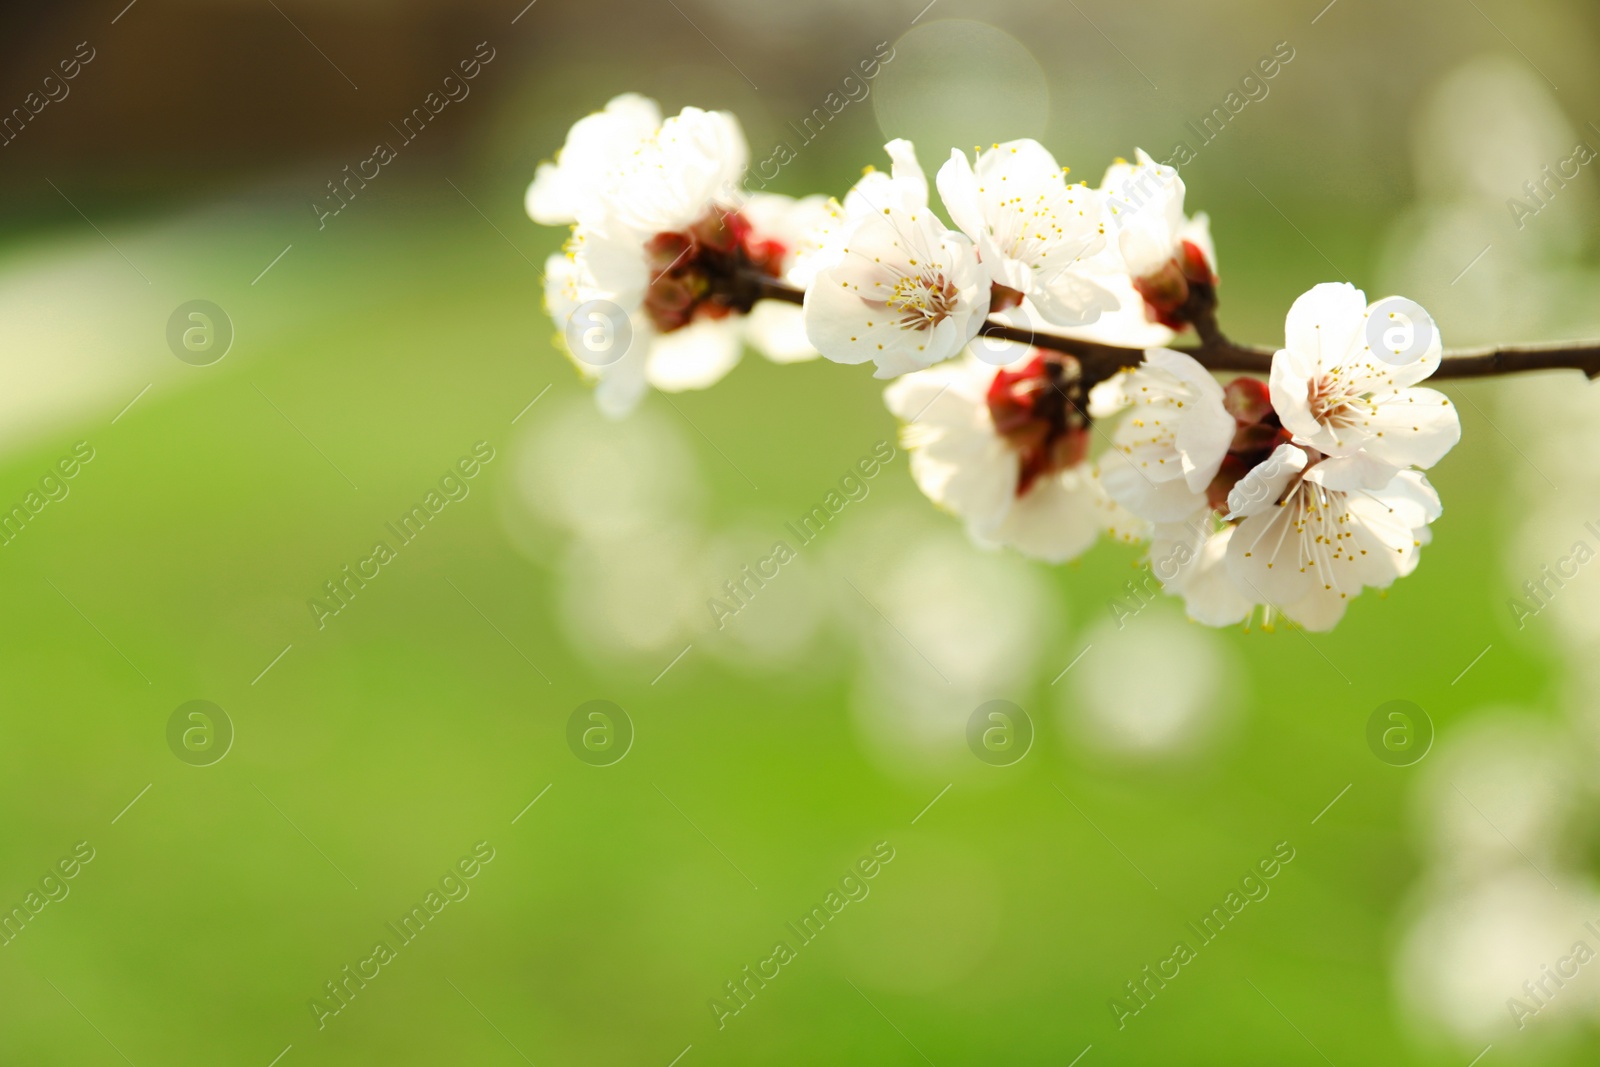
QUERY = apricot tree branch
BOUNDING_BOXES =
[748,275,1600,383]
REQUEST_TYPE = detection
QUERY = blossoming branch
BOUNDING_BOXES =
[524,93,1600,632]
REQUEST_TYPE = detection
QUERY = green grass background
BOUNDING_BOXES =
[0,174,1568,1066]
[0,3,1592,1049]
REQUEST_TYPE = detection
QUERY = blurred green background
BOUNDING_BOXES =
[2,0,1600,1063]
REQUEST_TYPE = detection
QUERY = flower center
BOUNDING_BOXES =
[1262,474,1359,599]
[886,270,959,332]
[1305,375,1374,428]
[986,353,1090,497]
[642,210,786,334]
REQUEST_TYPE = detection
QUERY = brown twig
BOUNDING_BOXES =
[749,275,1600,383]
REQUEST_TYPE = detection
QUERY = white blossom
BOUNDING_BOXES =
[1151,519,1255,627]
[882,344,1120,561]
[1101,149,1215,281]
[1048,149,1217,349]
[804,194,990,377]
[1090,348,1235,524]
[1224,443,1444,630]
[525,93,662,226]
[1269,282,1460,482]
[935,139,1120,329]
[524,93,1490,636]
[588,105,749,233]
[535,98,824,415]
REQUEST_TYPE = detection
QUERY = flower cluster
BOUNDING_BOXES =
[527,95,1461,631]
[1097,283,1457,630]
[530,93,827,416]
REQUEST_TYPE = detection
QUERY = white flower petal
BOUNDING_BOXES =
[898,395,1017,534]
[1100,149,1186,277]
[1032,280,1175,350]
[1280,584,1353,632]
[982,467,1105,563]
[1269,342,1332,447]
[645,319,742,392]
[1226,495,1317,608]
[1029,273,1120,330]
[1141,348,1232,491]
[883,138,929,209]
[526,93,662,225]
[1101,348,1233,523]
[1282,282,1368,378]
[1100,448,1207,523]
[934,148,983,242]
[599,106,749,234]
[1360,387,1462,470]
[1151,518,1253,627]
[1087,370,1132,419]
[594,345,650,419]
[1226,443,1308,520]
[845,139,929,217]
[572,223,649,308]
[1308,451,1403,491]
[743,301,816,363]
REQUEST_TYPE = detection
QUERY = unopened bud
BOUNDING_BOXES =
[1178,239,1214,286]
[1223,377,1273,425]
